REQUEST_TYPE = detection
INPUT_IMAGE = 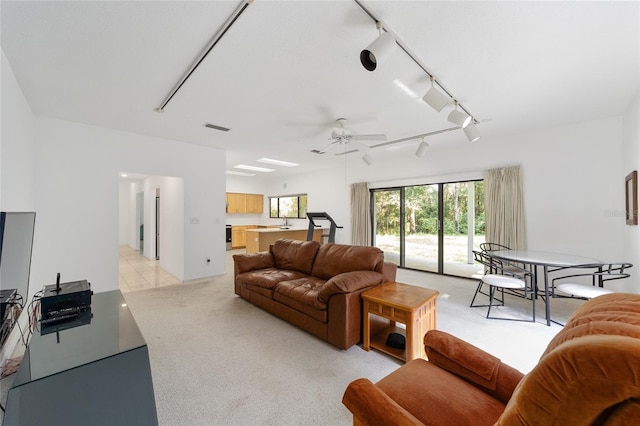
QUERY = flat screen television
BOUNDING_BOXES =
[0,212,36,351]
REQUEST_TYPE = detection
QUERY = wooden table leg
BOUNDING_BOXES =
[363,300,371,351]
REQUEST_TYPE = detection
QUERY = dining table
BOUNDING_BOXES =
[487,250,601,325]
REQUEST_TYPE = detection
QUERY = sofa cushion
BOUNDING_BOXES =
[273,277,328,322]
[233,251,274,274]
[317,271,384,303]
[236,268,308,290]
[311,243,384,280]
[377,359,506,425]
[271,239,321,275]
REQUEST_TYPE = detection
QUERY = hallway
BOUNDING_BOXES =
[118,245,181,292]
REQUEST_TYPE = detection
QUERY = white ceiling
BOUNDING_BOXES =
[2,1,639,178]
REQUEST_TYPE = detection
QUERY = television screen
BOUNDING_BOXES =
[0,212,36,350]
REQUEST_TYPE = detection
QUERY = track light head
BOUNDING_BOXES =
[362,153,373,165]
[447,102,472,128]
[422,79,450,112]
[463,122,481,142]
[416,141,429,158]
[360,31,395,71]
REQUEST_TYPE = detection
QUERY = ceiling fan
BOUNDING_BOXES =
[311,118,386,155]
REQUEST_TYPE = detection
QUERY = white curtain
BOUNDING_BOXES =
[485,165,527,250]
[350,182,371,246]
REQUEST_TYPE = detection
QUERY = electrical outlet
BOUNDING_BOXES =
[190,217,200,224]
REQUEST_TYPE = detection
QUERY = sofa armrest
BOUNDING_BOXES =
[424,330,524,404]
[381,261,397,282]
[317,271,383,303]
[232,252,274,275]
[342,378,424,426]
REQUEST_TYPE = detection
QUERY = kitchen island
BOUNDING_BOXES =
[245,227,325,253]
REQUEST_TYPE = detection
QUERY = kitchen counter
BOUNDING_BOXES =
[245,227,325,253]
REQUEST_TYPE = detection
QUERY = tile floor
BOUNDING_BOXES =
[118,245,181,292]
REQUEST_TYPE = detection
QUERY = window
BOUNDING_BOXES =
[269,194,308,219]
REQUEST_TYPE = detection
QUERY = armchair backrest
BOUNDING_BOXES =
[496,293,640,425]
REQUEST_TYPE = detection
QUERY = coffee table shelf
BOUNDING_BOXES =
[362,282,439,362]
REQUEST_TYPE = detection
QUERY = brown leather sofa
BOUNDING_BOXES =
[233,238,397,350]
[343,292,640,425]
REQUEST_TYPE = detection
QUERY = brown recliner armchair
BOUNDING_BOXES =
[343,293,640,425]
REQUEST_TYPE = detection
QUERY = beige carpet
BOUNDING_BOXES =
[120,262,581,425]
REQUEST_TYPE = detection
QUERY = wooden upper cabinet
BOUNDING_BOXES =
[226,192,263,214]
[245,194,264,214]
[226,193,246,214]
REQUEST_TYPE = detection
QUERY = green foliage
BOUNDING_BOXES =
[373,181,485,236]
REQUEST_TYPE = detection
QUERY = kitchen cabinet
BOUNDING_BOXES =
[231,225,257,249]
[226,193,264,214]
[245,194,264,213]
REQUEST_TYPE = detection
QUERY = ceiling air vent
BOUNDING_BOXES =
[203,123,230,132]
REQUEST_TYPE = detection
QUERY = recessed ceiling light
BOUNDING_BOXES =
[256,158,299,167]
[120,173,128,177]
[234,165,275,173]
[226,170,256,176]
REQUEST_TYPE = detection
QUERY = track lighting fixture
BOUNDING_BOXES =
[447,101,472,128]
[360,23,396,71]
[362,153,373,165]
[422,77,450,112]
[416,139,429,158]
[463,122,481,142]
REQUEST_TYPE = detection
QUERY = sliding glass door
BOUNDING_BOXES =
[404,185,439,273]
[372,180,484,278]
[442,181,485,276]
[372,189,401,266]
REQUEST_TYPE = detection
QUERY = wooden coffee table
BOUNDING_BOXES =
[362,281,439,362]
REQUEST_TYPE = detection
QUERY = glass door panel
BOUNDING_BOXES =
[404,185,439,273]
[442,181,485,277]
[372,189,401,266]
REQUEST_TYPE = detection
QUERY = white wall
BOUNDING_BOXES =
[139,175,184,280]
[31,116,226,293]
[1,51,35,211]
[0,50,38,366]
[118,180,130,245]
[622,90,640,291]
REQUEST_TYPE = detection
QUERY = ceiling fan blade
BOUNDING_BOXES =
[350,140,372,152]
[351,134,387,142]
[334,148,359,156]
[313,141,338,154]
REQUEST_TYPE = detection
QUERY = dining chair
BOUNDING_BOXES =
[470,250,536,322]
[552,262,633,299]
[471,243,526,304]
[479,242,511,252]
